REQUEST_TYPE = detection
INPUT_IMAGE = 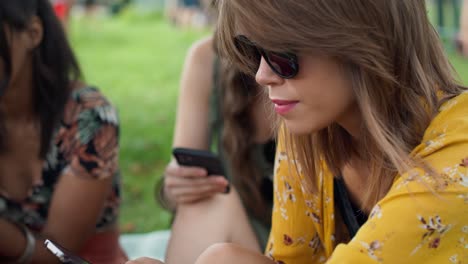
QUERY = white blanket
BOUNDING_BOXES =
[120,230,171,261]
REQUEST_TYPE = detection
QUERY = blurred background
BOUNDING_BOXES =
[64,0,468,235]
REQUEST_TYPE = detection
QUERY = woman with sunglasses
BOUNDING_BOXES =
[129,0,468,264]
[0,0,127,263]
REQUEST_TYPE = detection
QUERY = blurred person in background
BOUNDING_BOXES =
[51,0,75,30]
[0,0,127,263]
[165,0,212,28]
[84,0,98,16]
[154,26,275,264]
[458,0,468,56]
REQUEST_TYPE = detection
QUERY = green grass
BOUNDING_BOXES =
[70,9,209,233]
[450,53,468,84]
[69,7,468,234]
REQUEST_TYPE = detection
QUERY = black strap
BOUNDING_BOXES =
[333,177,362,238]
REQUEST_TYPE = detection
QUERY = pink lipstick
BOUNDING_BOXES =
[271,99,299,115]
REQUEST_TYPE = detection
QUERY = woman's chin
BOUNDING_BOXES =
[283,120,324,135]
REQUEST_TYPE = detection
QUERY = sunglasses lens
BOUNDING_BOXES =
[234,35,298,78]
[265,52,297,78]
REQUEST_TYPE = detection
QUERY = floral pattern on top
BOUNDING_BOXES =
[0,87,121,232]
[266,93,468,264]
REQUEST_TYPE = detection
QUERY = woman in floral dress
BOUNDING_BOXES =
[0,1,126,263]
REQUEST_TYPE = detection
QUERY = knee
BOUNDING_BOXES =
[195,243,240,263]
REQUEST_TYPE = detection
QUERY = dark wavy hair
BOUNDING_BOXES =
[0,0,81,158]
[213,33,272,225]
[219,64,272,225]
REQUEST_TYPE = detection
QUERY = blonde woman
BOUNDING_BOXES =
[128,1,468,263]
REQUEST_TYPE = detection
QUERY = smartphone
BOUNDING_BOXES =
[172,147,230,193]
[44,239,91,264]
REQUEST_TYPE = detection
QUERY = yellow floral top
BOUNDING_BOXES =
[266,92,468,264]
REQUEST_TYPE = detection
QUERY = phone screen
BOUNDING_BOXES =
[45,240,91,264]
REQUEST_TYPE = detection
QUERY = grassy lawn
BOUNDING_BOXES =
[70,10,208,233]
[69,7,468,234]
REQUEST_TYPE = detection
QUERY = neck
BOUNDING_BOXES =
[0,64,35,121]
[337,102,362,140]
[341,155,371,208]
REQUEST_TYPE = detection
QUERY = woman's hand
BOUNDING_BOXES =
[126,257,165,264]
[163,160,229,207]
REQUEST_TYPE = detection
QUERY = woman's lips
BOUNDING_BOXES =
[271,99,299,115]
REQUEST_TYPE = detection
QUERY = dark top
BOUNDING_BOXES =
[333,177,368,238]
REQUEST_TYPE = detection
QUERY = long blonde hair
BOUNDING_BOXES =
[215,0,467,211]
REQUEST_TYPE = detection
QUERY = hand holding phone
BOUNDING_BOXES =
[162,148,230,205]
[45,239,91,264]
[172,148,227,178]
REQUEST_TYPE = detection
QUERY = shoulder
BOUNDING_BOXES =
[56,86,120,179]
[179,36,217,100]
[413,92,468,159]
[187,36,215,63]
[183,36,216,76]
[390,92,468,195]
[63,86,119,128]
[70,85,114,110]
[433,91,468,126]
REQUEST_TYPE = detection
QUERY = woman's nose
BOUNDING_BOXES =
[255,57,283,87]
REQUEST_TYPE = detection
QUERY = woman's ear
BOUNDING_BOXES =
[25,16,43,50]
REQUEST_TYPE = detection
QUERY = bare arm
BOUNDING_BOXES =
[0,100,119,263]
[173,36,215,149]
[0,154,114,264]
[0,218,61,263]
[40,120,118,262]
[162,36,229,208]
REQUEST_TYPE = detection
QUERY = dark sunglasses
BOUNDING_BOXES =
[234,35,299,79]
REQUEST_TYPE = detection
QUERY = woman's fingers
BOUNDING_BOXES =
[165,160,207,178]
[163,160,229,205]
[165,174,227,189]
[169,176,228,203]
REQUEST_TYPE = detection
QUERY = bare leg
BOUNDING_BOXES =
[165,188,261,264]
[194,243,275,264]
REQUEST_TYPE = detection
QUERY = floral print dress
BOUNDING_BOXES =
[0,86,121,232]
[266,92,468,264]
